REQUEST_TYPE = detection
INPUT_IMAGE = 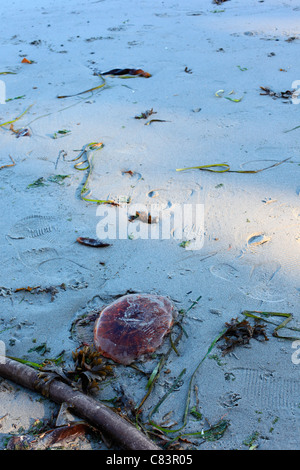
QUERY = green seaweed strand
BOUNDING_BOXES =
[71,142,117,205]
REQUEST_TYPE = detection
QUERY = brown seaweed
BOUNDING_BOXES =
[134,108,157,119]
[6,420,93,450]
[76,237,111,247]
[286,36,298,42]
[260,86,294,100]
[68,345,114,393]
[128,211,158,224]
[218,317,268,355]
[14,283,66,302]
[101,68,151,78]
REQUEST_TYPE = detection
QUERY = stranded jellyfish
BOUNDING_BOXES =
[93,294,176,365]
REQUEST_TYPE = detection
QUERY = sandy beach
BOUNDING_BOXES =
[0,0,300,451]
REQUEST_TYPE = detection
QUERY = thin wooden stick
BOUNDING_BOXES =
[0,155,15,170]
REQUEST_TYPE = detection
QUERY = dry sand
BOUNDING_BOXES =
[0,0,299,450]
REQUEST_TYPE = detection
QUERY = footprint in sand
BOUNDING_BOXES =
[186,11,204,16]
[8,215,61,244]
[239,263,287,303]
[18,247,59,269]
[210,263,240,282]
[7,216,73,272]
[210,261,287,303]
[38,257,91,279]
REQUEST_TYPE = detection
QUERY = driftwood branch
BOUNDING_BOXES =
[0,357,160,451]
